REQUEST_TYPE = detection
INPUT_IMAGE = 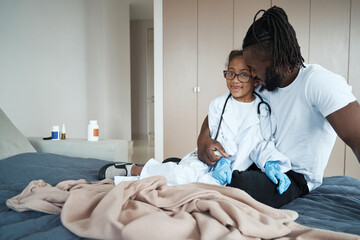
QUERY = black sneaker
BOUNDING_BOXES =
[98,162,132,180]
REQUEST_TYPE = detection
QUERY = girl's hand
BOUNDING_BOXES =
[212,158,232,185]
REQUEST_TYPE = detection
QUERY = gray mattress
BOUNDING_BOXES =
[0,153,359,239]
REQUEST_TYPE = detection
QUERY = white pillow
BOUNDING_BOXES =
[0,108,36,160]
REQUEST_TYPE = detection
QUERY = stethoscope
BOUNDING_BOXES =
[214,91,274,142]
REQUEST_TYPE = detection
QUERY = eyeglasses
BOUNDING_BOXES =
[223,70,252,83]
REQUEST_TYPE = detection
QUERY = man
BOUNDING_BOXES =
[197,6,360,208]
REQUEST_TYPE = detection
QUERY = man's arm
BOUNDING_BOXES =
[326,101,360,163]
[197,116,228,166]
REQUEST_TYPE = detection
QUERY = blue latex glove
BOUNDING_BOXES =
[264,161,291,194]
[212,158,232,185]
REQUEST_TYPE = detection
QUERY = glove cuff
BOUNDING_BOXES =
[265,161,280,170]
[219,158,231,166]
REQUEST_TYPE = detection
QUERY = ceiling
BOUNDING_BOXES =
[128,0,153,20]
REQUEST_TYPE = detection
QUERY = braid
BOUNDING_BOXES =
[243,6,305,72]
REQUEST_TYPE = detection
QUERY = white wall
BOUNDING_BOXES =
[130,20,153,140]
[154,0,163,160]
[0,0,132,141]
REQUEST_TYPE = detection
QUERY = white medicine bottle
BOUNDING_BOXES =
[88,120,99,141]
[52,126,60,140]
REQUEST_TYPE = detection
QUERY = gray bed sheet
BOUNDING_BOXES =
[0,153,359,239]
[0,153,104,240]
[281,175,360,235]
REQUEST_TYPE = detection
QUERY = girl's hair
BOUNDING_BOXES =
[242,6,305,72]
[227,50,243,68]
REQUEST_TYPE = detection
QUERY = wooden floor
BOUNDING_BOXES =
[129,139,154,164]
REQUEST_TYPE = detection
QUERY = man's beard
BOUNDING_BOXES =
[264,67,281,91]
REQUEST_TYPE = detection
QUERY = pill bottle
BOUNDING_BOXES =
[61,124,66,140]
[87,120,99,141]
[51,126,60,140]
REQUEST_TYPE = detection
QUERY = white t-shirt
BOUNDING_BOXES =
[209,95,256,157]
[258,64,356,191]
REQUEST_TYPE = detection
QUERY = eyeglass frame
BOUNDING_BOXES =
[223,70,252,83]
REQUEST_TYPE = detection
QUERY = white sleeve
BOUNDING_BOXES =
[249,140,291,173]
[305,68,356,117]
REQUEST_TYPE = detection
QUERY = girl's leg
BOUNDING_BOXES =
[139,154,210,185]
[131,165,143,176]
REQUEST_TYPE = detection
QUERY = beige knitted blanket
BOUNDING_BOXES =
[6,176,359,240]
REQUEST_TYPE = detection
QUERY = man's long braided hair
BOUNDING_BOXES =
[242,6,305,72]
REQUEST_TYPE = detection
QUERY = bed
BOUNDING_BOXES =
[0,108,360,239]
[1,153,360,239]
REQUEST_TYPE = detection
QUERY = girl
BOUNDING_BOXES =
[99,50,291,194]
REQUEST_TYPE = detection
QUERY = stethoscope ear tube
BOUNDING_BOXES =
[253,92,271,115]
[257,101,271,115]
[214,93,232,141]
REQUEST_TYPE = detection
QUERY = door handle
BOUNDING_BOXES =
[193,86,200,93]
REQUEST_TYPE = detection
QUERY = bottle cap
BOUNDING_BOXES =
[62,124,66,133]
[89,120,98,125]
[52,126,60,131]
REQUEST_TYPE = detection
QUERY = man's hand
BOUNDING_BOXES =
[264,161,291,194]
[198,137,227,166]
[197,116,228,166]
